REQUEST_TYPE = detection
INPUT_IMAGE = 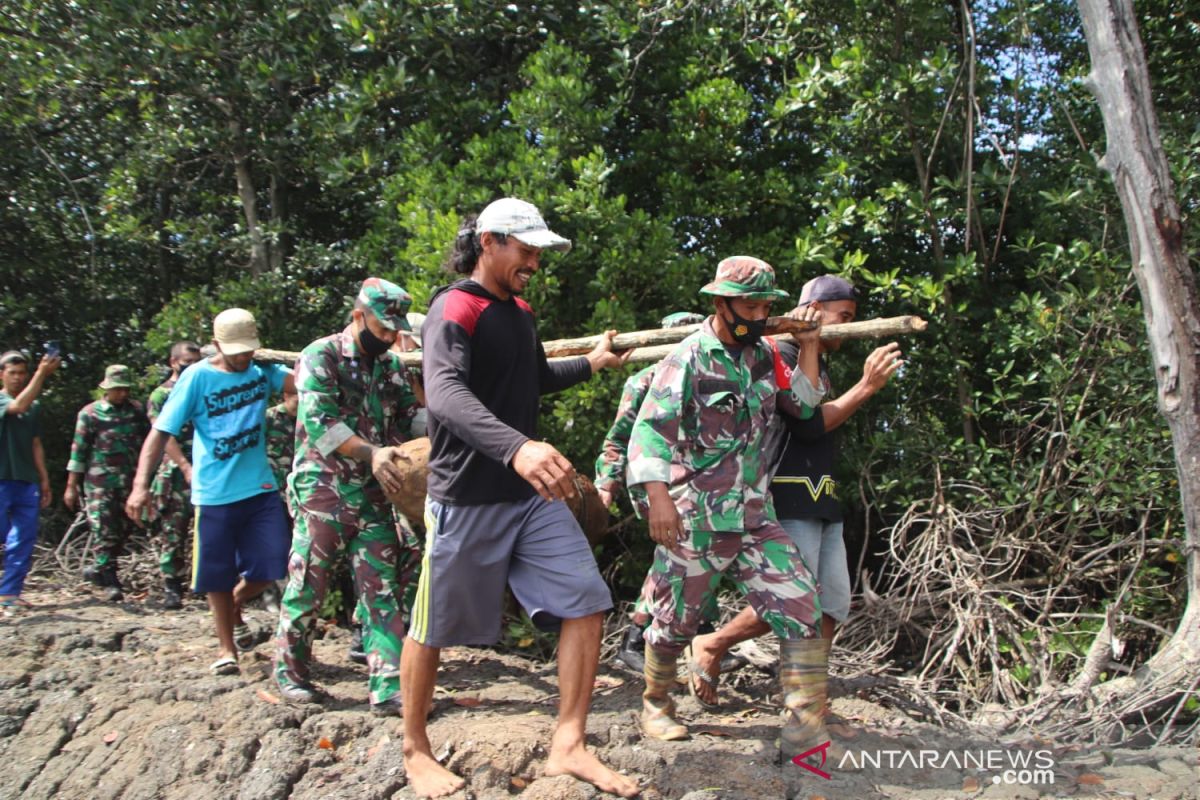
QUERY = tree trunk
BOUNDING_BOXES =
[1077,0,1200,679]
[226,116,268,277]
[269,170,289,272]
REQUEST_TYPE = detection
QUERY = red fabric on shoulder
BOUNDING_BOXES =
[442,289,492,337]
[515,297,534,315]
[767,337,792,389]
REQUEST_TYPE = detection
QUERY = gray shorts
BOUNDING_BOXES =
[408,495,613,647]
[780,518,851,622]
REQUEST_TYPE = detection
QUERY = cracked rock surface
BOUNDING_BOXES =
[0,577,1195,799]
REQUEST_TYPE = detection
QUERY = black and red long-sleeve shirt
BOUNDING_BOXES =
[422,279,591,505]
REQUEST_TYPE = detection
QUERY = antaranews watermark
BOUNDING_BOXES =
[792,743,1056,785]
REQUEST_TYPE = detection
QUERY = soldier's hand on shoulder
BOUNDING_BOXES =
[512,440,576,502]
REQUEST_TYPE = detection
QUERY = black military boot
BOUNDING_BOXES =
[103,569,124,602]
[614,623,647,673]
[348,625,367,665]
[162,577,183,610]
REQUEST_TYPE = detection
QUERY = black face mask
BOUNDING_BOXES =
[723,303,767,345]
[358,323,392,357]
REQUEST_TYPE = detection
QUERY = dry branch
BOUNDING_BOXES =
[256,315,927,366]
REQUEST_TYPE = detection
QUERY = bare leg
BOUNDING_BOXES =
[400,637,463,798]
[545,612,639,797]
[821,615,836,640]
[234,577,272,606]
[208,591,238,662]
[689,605,770,705]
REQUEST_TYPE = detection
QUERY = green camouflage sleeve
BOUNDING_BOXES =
[296,341,353,457]
[66,406,93,474]
[593,368,651,497]
[627,352,692,487]
[147,385,168,423]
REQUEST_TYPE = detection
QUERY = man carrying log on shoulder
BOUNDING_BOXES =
[400,197,637,798]
[272,278,422,717]
[679,274,903,759]
[626,256,830,759]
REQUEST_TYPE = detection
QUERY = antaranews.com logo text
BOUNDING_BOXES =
[793,743,1056,786]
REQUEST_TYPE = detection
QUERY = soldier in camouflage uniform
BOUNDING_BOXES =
[264,389,298,513]
[626,256,830,757]
[273,277,420,716]
[65,365,150,602]
[147,341,201,609]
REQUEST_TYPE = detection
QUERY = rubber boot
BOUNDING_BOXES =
[641,647,688,741]
[162,577,183,610]
[102,568,124,602]
[780,638,833,763]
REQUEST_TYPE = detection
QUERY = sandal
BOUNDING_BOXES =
[683,644,721,710]
[0,595,31,608]
[209,656,240,676]
[233,624,257,650]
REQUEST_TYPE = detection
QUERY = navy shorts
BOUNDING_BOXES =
[192,491,290,593]
[408,495,613,647]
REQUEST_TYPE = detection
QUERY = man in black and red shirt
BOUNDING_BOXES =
[400,197,637,799]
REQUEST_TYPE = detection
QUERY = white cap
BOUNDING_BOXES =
[212,308,261,355]
[475,197,571,252]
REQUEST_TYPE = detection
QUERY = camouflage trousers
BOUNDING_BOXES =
[274,492,421,704]
[642,523,821,655]
[149,463,190,578]
[85,480,136,568]
[630,571,719,627]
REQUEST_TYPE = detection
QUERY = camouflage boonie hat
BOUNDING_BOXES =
[660,312,705,328]
[99,364,133,389]
[356,278,412,332]
[699,256,790,301]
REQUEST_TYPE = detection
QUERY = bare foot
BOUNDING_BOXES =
[687,636,722,706]
[404,750,464,798]
[546,738,639,798]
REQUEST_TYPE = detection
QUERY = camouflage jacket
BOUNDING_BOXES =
[67,399,150,489]
[594,364,655,516]
[627,318,819,532]
[264,403,296,493]
[290,325,418,504]
[148,376,192,474]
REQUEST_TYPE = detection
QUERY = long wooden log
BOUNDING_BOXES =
[256,315,925,366]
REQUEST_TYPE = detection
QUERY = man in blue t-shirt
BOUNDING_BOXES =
[127,308,294,676]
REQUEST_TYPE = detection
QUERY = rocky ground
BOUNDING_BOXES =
[0,574,1195,800]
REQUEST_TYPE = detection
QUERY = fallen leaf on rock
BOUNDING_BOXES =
[102,730,120,745]
[510,777,528,789]
[1078,773,1105,785]
[962,777,980,792]
[453,696,483,707]
[696,729,732,737]
[807,795,829,800]
[256,688,280,704]
[317,737,335,750]
[594,675,624,690]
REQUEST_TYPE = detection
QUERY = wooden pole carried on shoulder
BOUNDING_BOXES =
[256,315,927,367]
